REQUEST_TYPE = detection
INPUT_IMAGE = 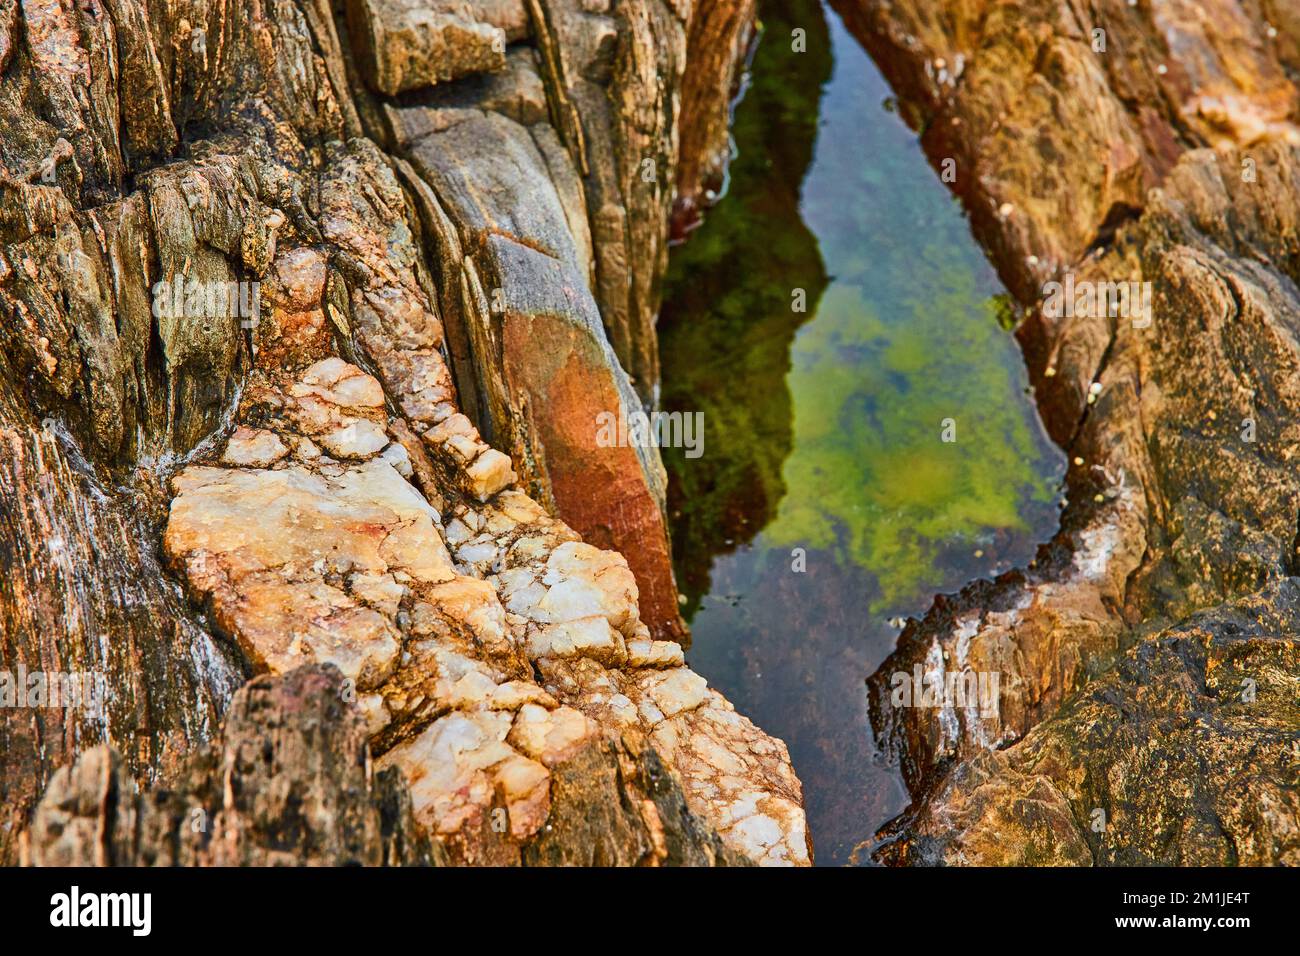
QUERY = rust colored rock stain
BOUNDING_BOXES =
[503,311,686,642]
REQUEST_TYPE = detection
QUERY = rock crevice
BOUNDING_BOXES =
[1,0,808,866]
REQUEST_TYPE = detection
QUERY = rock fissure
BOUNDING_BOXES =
[2,0,811,866]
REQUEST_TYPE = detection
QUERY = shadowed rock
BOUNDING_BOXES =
[28,666,439,867]
[835,0,1300,864]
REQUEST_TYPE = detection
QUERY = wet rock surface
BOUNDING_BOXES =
[881,581,1300,865]
[835,0,1300,863]
[1,0,799,867]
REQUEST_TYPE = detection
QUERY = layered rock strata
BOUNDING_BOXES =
[0,0,803,866]
[26,666,438,867]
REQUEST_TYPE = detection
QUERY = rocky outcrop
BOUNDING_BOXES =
[523,0,680,403]
[377,93,686,639]
[0,376,245,867]
[25,666,437,867]
[835,0,1300,863]
[27,665,753,866]
[880,581,1300,865]
[2,0,802,867]
[674,0,757,235]
[160,329,806,863]
[0,1,759,646]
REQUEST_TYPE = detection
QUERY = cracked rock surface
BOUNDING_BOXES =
[163,340,806,863]
[0,0,802,866]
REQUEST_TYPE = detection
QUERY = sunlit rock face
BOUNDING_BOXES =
[155,145,807,864]
[1,0,787,867]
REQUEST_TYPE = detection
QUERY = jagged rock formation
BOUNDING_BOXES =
[0,0,809,866]
[882,582,1300,866]
[834,0,1300,863]
[26,665,752,866]
[25,666,438,866]
[162,344,806,863]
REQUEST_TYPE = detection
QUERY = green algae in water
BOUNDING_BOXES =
[658,0,1065,864]
[660,0,831,616]
[664,1,1063,614]
[752,12,1063,610]
[765,229,1060,611]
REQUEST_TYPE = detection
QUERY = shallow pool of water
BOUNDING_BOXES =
[658,0,1066,864]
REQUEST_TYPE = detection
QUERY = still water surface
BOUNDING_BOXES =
[658,0,1066,864]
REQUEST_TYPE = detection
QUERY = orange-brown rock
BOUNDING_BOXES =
[675,0,758,235]
[381,94,687,638]
[1,0,794,869]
